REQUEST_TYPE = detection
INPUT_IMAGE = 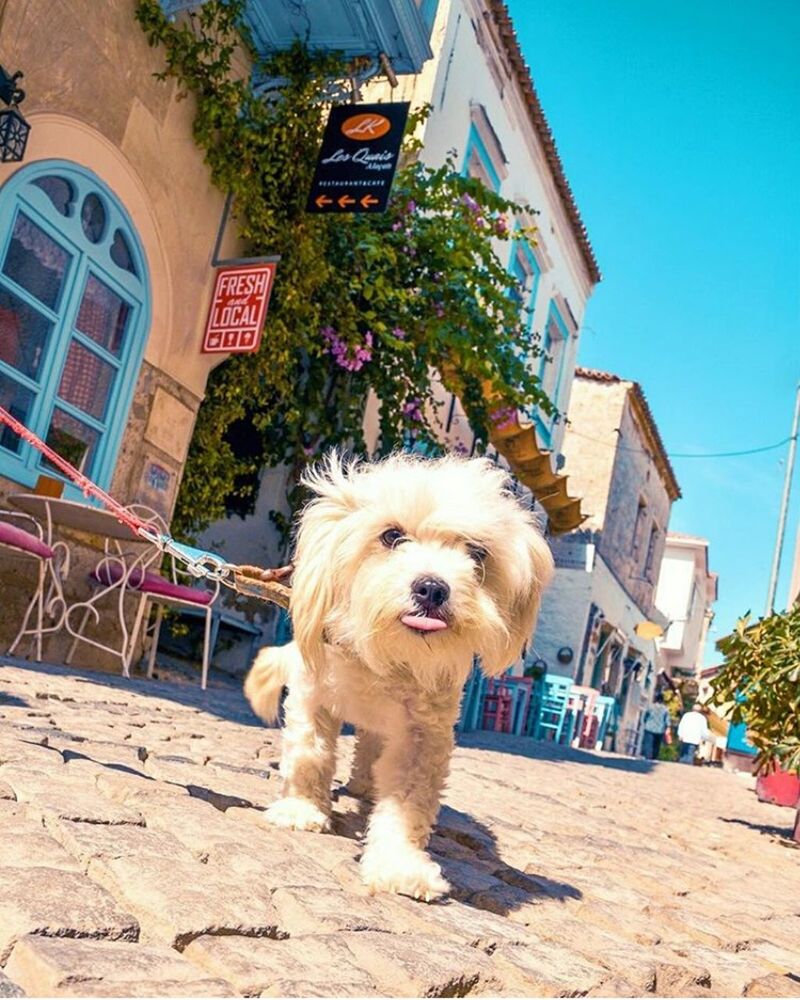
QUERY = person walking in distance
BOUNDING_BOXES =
[642,690,671,760]
[677,703,709,764]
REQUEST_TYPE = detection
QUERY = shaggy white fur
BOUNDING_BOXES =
[244,451,553,901]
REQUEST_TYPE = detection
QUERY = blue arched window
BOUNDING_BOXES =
[0,160,149,493]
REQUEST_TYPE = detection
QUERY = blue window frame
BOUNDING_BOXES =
[508,234,541,336]
[533,301,570,446]
[0,160,150,497]
[462,123,501,192]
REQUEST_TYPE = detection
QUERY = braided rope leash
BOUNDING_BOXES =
[0,405,292,608]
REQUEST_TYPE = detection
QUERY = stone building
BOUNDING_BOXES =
[0,0,239,656]
[533,367,681,754]
[0,0,436,658]
[654,532,718,679]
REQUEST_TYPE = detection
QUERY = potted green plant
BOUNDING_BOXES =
[712,609,800,837]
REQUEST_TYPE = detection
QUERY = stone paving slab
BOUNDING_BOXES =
[1,659,800,997]
[5,936,234,997]
[184,935,378,997]
[0,866,139,965]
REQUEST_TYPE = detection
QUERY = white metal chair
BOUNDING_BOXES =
[65,505,220,688]
[0,509,69,661]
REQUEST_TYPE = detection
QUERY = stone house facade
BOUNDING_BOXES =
[533,367,681,754]
[0,0,450,665]
[0,0,247,658]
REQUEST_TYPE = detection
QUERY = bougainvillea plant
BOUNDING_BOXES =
[135,0,555,540]
[711,609,800,774]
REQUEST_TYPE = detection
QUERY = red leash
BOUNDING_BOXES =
[0,406,289,601]
[0,405,158,539]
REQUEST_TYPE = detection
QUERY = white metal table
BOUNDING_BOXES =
[10,494,142,545]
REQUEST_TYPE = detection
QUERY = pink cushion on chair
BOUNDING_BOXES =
[0,522,53,560]
[138,572,213,605]
[91,562,212,605]
[92,563,145,587]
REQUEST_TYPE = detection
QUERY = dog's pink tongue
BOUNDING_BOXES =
[401,614,448,632]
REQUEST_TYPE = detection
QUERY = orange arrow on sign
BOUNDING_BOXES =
[315,195,333,208]
[360,194,379,208]
[338,195,356,208]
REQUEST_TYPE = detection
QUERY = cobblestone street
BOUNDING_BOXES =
[0,660,798,998]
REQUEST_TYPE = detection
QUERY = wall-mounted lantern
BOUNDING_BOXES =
[0,67,30,163]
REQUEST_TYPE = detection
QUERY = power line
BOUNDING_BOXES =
[568,429,797,460]
[670,437,796,459]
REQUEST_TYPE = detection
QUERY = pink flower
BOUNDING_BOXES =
[321,326,372,372]
[406,199,417,213]
[462,193,480,213]
[392,220,403,231]
[495,215,509,236]
[392,326,406,340]
[402,398,423,422]
[434,303,445,318]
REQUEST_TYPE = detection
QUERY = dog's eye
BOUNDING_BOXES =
[380,527,406,549]
[467,543,489,565]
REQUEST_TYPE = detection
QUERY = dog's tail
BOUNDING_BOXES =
[244,646,291,724]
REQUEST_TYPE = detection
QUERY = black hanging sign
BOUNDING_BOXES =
[306,102,410,214]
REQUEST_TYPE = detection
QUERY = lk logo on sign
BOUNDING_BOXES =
[307,102,410,214]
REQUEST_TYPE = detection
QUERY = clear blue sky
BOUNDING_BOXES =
[508,0,800,661]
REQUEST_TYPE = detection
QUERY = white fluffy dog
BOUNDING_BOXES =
[244,451,553,901]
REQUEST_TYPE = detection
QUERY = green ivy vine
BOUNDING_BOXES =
[135,0,555,541]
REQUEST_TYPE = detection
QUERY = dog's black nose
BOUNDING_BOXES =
[412,575,450,609]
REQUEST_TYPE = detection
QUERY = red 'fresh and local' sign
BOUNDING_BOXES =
[202,263,276,354]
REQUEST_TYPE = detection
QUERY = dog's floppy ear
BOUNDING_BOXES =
[479,522,554,677]
[290,453,359,671]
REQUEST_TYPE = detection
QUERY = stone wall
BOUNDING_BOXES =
[0,0,245,664]
[531,564,593,678]
[598,394,672,616]
[557,378,625,532]
[0,0,240,477]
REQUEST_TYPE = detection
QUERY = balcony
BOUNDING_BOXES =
[161,0,436,76]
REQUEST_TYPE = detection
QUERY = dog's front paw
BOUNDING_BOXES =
[264,796,331,833]
[360,846,450,902]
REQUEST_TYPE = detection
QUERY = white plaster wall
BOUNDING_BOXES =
[532,566,593,678]
[200,464,292,572]
[655,538,714,674]
[655,548,695,652]
[367,0,595,454]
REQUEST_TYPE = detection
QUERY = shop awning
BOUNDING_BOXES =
[441,368,587,534]
[489,411,587,535]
